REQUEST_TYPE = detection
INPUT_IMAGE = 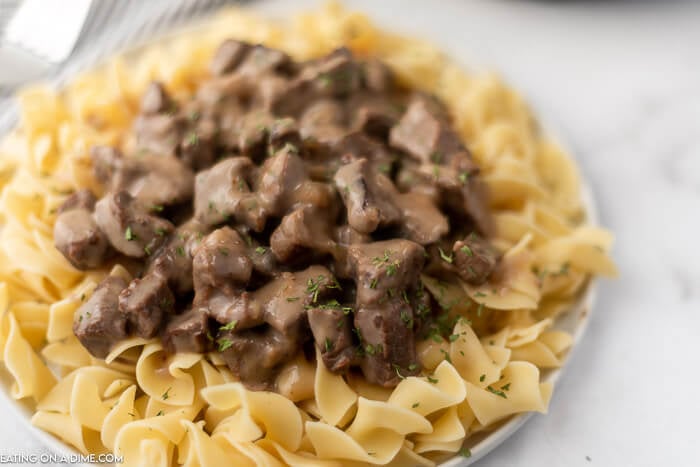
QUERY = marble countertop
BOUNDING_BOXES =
[1,0,699,466]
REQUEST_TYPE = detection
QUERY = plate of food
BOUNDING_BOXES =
[0,2,616,466]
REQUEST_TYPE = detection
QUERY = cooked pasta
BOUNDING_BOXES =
[0,2,616,466]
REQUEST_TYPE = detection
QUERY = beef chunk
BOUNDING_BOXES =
[118,274,174,338]
[360,59,395,93]
[307,306,355,373]
[389,94,463,164]
[347,239,425,306]
[94,191,173,258]
[453,234,499,285]
[299,99,347,145]
[140,82,174,115]
[54,202,110,270]
[301,48,362,97]
[91,146,195,207]
[147,221,204,295]
[57,189,96,213]
[334,158,401,234]
[258,147,308,216]
[334,225,371,246]
[347,240,425,386]
[73,276,128,358]
[133,83,217,171]
[193,227,253,290]
[210,39,251,76]
[237,45,293,78]
[270,206,337,263]
[163,308,210,354]
[193,157,266,230]
[267,117,302,154]
[356,301,420,387]
[394,191,449,245]
[349,94,401,140]
[218,327,298,391]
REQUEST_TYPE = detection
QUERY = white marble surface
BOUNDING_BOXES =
[1,0,699,466]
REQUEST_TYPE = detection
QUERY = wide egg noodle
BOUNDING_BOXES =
[0,2,617,465]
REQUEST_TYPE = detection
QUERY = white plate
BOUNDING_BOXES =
[0,4,601,466]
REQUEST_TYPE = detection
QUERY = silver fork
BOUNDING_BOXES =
[0,0,95,88]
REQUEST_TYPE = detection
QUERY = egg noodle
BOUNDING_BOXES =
[0,3,616,466]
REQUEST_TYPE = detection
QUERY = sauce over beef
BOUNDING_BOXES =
[55,41,500,390]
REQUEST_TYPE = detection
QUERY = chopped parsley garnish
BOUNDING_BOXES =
[324,338,334,353]
[306,275,325,303]
[286,296,300,302]
[438,247,453,264]
[479,374,486,382]
[477,302,485,317]
[365,344,376,355]
[393,364,405,379]
[151,204,164,212]
[162,387,171,400]
[408,363,418,371]
[155,227,166,237]
[400,309,413,328]
[144,245,152,255]
[217,337,234,352]
[459,447,472,458]
[386,262,398,276]
[255,246,266,255]
[501,383,511,391]
[175,246,185,257]
[124,226,134,241]
[468,265,477,277]
[186,131,199,146]
[156,410,164,416]
[80,293,86,302]
[412,402,420,408]
[448,334,460,342]
[220,320,238,331]
[440,348,452,363]
[427,376,439,384]
[487,385,507,398]
[458,171,470,184]
[219,248,229,256]
[460,244,474,256]
[369,278,378,289]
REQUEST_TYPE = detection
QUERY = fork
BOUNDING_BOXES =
[0,0,95,88]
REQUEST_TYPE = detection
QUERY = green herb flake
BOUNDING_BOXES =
[286,296,300,302]
[156,410,164,416]
[486,385,507,399]
[501,383,511,391]
[124,226,134,241]
[412,402,420,408]
[144,245,152,256]
[369,278,378,289]
[427,376,439,384]
[324,338,334,353]
[438,247,453,264]
[162,387,172,400]
[176,246,185,257]
[458,171,470,184]
[255,246,267,255]
[459,447,472,458]
[393,364,405,380]
[155,227,166,237]
[365,344,376,355]
[448,334,460,342]
[217,337,234,352]
[220,320,238,331]
[408,363,418,371]
[460,244,474,256]
[479,374,486,382]
[477,302,485,317]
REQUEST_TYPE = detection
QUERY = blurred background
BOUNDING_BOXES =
[1,1,699,466]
